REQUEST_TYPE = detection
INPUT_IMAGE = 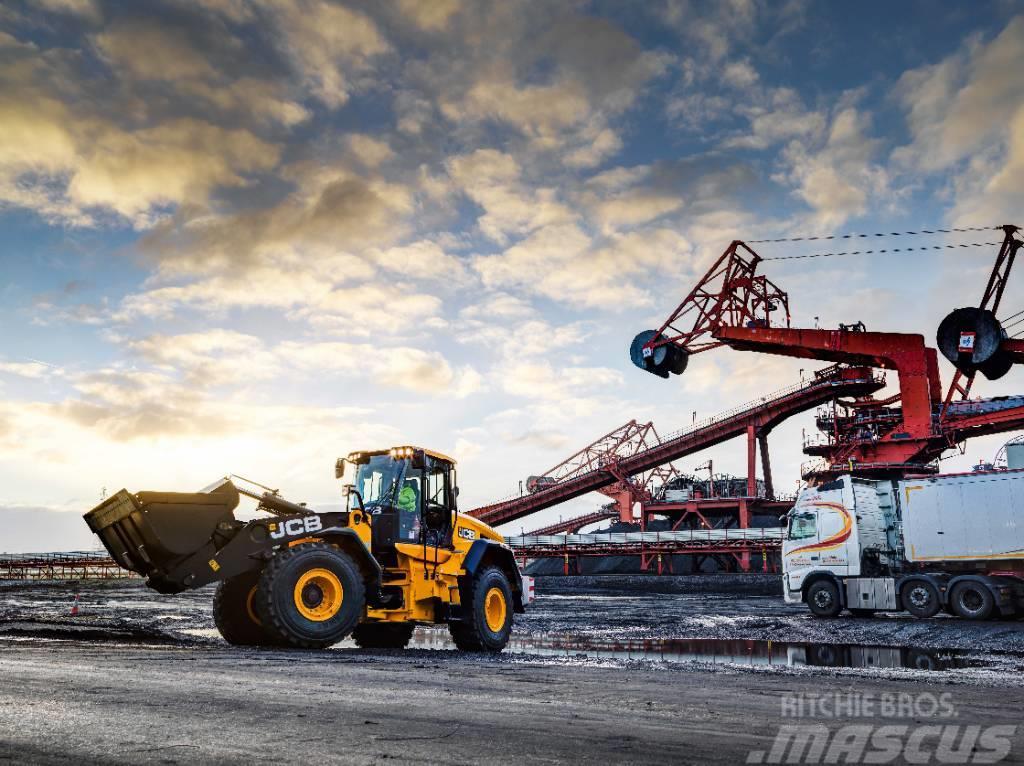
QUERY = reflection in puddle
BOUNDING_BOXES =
[406,629,980,671]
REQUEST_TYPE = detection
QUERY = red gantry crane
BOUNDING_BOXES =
[475,225,1023,575]
[631,225,1024,480]
[524,419,679,525]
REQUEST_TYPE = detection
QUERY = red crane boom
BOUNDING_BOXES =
[632,226,1024,479]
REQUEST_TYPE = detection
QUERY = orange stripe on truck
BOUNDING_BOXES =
[785,501,853,556]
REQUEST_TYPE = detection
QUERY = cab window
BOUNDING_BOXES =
[817,508,845,538]
[787,512,817,541]
[428,469,447,508]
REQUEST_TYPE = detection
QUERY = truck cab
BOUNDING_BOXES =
[783,476,897,609]
[783,471,1024,620]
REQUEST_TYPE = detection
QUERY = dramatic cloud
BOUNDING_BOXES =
[264,0,389,108]
[893,16,1024,225]
[446,149,575,243]
[894,17,1024,171]
[474,225,692,309]
[781,108,889,228]
[0,361,61,380]
[1,3,1020,542]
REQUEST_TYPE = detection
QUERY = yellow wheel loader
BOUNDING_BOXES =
[84,447,529,651]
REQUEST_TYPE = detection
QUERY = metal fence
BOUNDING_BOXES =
[0,552,133,581]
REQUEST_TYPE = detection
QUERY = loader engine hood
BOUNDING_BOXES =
[455,514,503,544]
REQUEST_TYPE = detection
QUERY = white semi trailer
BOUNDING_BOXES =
[783,469,1024,620]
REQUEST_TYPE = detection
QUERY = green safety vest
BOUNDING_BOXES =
[397,485,417,513]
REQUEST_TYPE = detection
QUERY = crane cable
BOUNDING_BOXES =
[1002,308,1024,325]
[759,240,1003,262]
[748,225,999,243]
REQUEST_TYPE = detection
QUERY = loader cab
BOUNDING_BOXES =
[343,447,458,566]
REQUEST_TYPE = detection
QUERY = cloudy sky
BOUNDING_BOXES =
[1,0,1023,551]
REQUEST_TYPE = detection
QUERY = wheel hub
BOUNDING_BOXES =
[962,590,983,610]
[293,568,343,622]
[484,587,507,633]
[302,583,324,609]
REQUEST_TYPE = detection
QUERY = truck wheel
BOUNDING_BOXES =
[950,581,994,621]
[213,570,275,646]
[806,580,842,618]
[256,542,365,648]
[352,623,415,649]
[906,649,938,671]
[449,566,513,652]
[901,580,941,618]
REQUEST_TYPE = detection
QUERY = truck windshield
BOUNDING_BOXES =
[787,512,817,540]
[353,455,407,510]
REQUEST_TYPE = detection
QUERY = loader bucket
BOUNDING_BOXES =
[84,481,240,589]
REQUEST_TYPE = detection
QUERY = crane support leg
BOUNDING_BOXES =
[759,432,774,499]
[746,426,757,497]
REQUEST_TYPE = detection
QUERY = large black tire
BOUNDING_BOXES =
[352,622,415,649]
[256,542,365,649]
[901,579,941,618]
[806,580,842,618]
[213,569,274,646]
[449,566,514,652]
[950,581,994,621]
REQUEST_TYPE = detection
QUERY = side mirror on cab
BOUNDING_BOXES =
[335,457,347,479]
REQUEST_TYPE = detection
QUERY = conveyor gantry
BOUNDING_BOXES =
[469,365,883,527]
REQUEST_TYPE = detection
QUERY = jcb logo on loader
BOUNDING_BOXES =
[458,527,476,540]
[269,516,324,539]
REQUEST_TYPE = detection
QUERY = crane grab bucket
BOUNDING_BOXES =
[630,330,689,378]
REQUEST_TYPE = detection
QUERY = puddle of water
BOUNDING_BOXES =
[1,621,996,674]
[401,629,984,671]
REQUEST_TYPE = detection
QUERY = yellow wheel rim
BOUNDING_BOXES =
[245,585,262,626]
[484,586,507,633]
[293,568,343,622]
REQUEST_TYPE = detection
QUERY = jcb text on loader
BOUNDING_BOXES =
[84,447,529,651]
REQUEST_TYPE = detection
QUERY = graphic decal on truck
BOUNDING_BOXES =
[784,501,853,556]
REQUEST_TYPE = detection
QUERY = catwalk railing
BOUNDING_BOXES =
[0,552,135,580]
[505,527,784,557]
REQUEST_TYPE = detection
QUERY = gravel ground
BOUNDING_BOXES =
[527,575,1024,654]
[4,574,1024,660]
[1,576,1024,763]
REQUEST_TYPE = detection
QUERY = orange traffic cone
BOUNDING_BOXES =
[70,594,79,617]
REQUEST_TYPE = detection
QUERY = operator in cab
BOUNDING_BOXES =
[397,479,421,541]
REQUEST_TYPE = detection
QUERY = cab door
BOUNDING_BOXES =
[423,464,454,548]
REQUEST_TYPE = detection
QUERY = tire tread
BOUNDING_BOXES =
[257,542,366,648]
[447,566,513,652]
[213,571,269,646]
